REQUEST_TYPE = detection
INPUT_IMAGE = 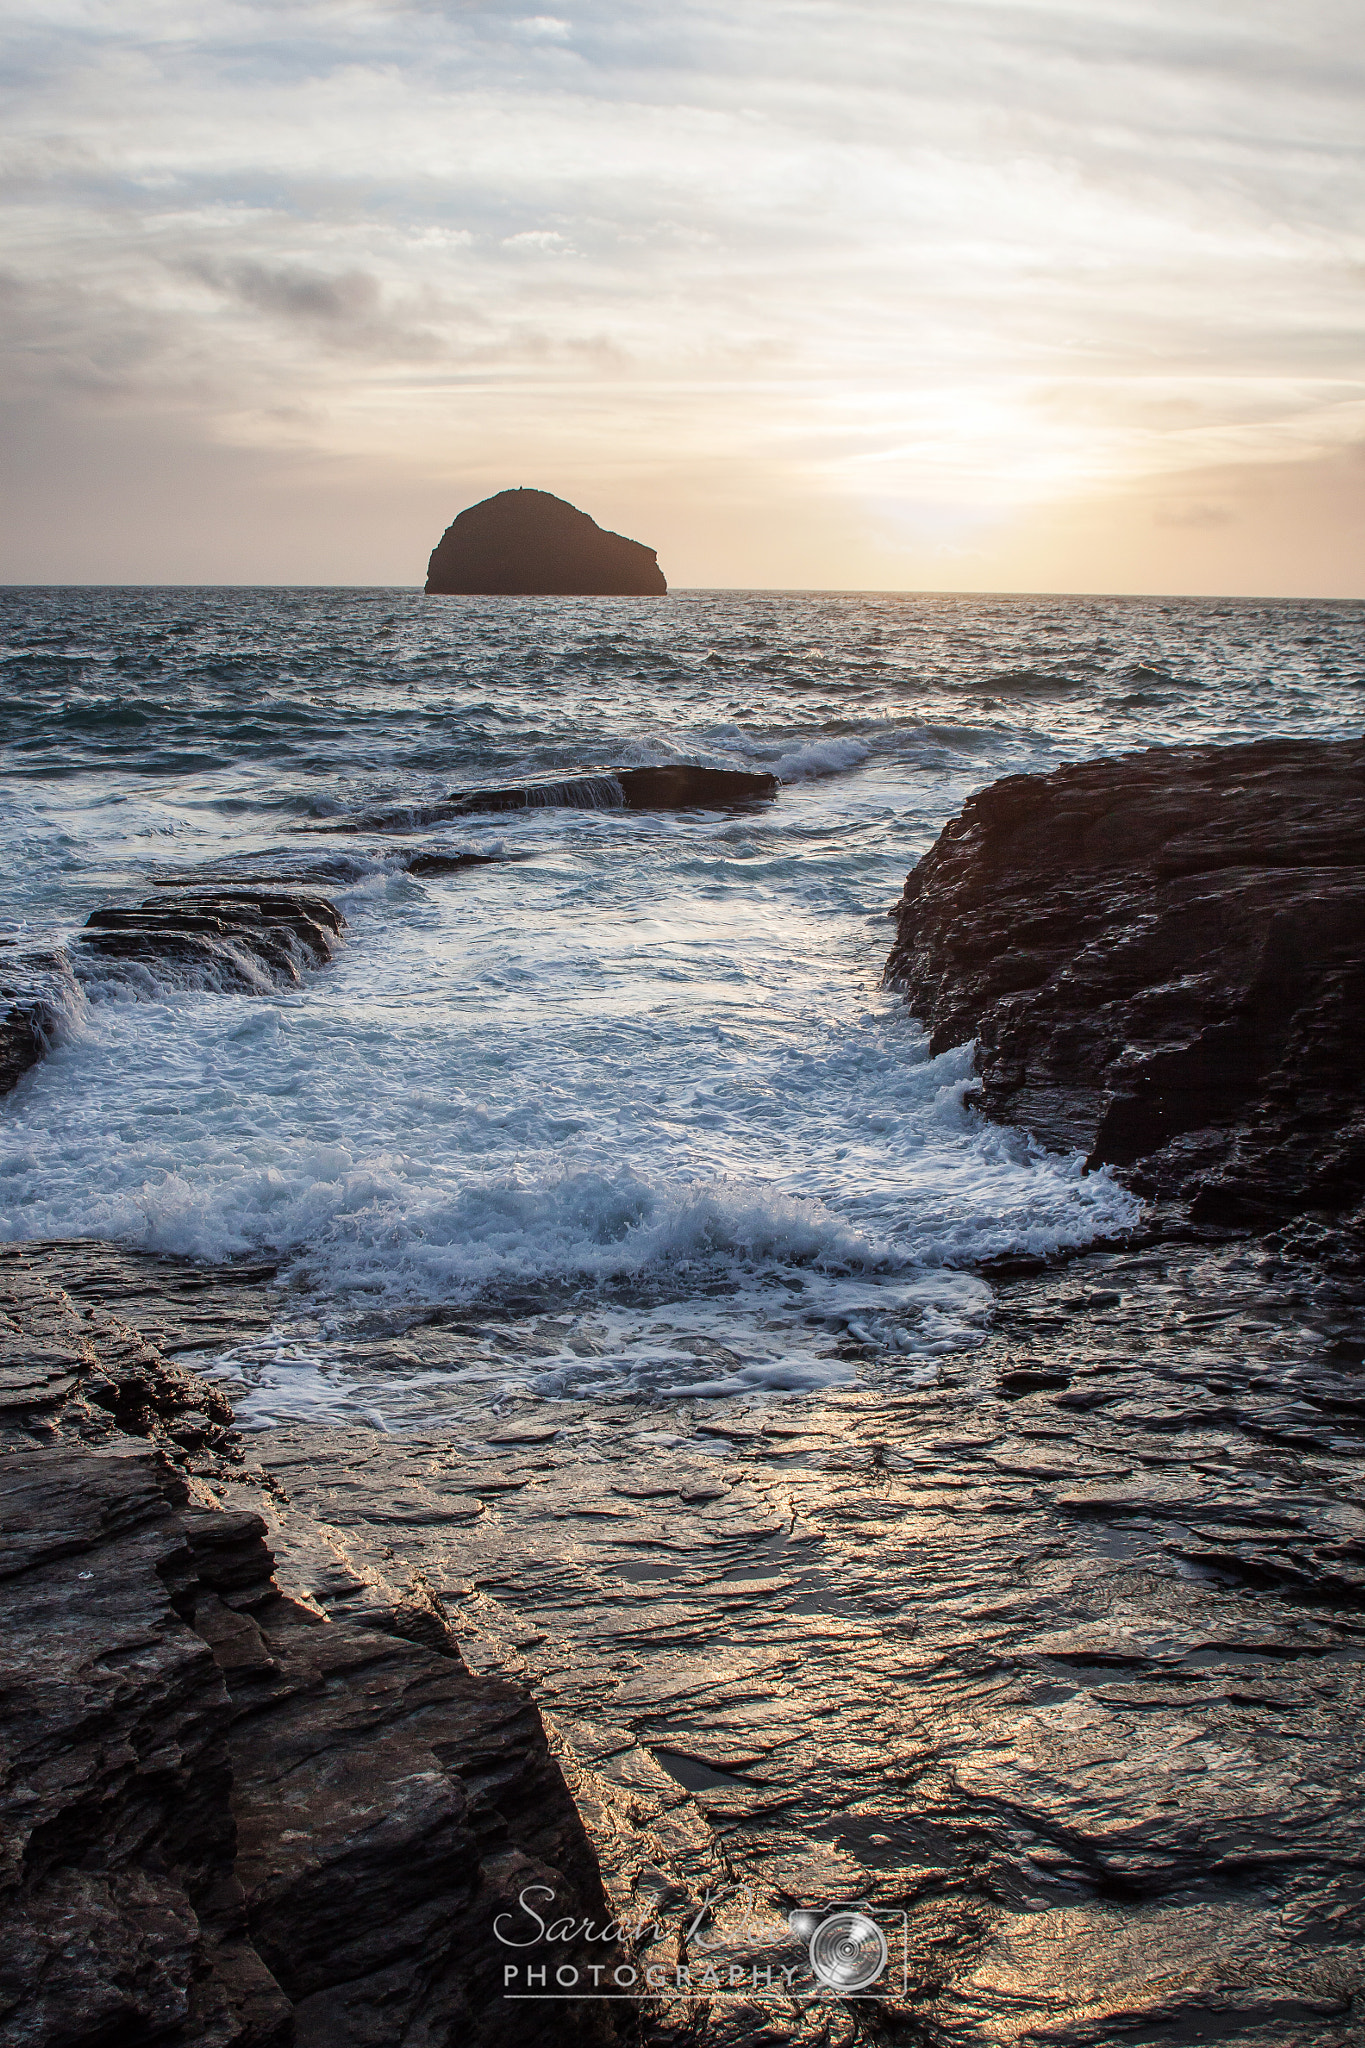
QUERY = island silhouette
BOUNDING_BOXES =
[424,487,667,594]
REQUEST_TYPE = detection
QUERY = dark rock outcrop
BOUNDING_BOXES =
[0,1446,293,2048]
[0,1255,620,2048]
[443,764,778,817]
[0,1002,46,1097]
[0,890,346,1098]
[324,764,779,833]
[78,891,345,992]
[0,949,76,1098]
[425,488,666,596]
[885,735,1365,1253]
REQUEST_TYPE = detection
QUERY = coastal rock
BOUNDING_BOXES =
[0,1260,621,2048]
[78,890,345,992]
[884,735,1365,1253]
[7,1235,1365,2045]
[425,489,667,596]
[0,891,346,1098]
[226,1231,1365,2048]
[0,1446,291,2048]
[0,1255,237,1464]
[0,1003,45,1098]
[442,764,779,816]
[327,764,779,832]
[0,949,77,1098]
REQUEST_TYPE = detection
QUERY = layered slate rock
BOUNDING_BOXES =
[78,890,345,992]
[0,890,346,1098]
[884,735,1365,1254]
[0,1447,292,2048]
[0,1257,620,2048]
[425,489,667,596]
[0,1253,237,1464]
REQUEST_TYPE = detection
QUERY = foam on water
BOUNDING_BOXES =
[3,587,1362,1424]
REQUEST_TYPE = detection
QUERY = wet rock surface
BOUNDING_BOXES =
[885,736,1365,1260]
[0,1002,46,1098]
[322,762,780,832]
[10,1236,1362,2045]
[230,1238,1365,2046]
[0,1253,621,2048]
[425,488,667,596]
[0,889,345,1098]
[77,890,345,990]
[0,949,77,1097]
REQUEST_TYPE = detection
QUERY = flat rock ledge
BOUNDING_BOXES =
[319,763,779,833]
[885,734,1365,1263]
[0,1252,619,2048]
[8,1236,1365,2048]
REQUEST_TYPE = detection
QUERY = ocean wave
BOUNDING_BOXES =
[771,736,873,780]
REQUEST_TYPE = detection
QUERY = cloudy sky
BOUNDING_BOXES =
[2,0,1362,590]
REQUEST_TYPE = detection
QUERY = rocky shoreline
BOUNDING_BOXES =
[0,1250,621,2048]
[886,734,1365,1266]
[3,735,1365,2044]
[4,1228,1363,2046]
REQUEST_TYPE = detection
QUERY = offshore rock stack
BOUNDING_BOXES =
[425,489,667,596]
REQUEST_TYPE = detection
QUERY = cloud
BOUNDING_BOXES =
[0,0,1361,587]
[218,262,382,325]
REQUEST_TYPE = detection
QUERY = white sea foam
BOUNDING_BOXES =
[771,736,873,780]
[18,586,1348,1422]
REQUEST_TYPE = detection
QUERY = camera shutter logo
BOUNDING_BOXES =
[790,1909,889,1993]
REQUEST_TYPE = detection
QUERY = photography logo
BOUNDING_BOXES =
[495,1884,907,2004]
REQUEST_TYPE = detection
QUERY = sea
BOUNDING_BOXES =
[3,588,1362,1428]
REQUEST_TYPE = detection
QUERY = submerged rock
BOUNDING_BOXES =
[319,763,780,832]
[885,735,1365,1255]
[443,763,779,816]
[425,488,667,596]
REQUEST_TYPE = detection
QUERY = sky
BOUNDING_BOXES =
[1,0,1362,592]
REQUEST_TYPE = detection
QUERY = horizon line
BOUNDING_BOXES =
[2,583,1361,604]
